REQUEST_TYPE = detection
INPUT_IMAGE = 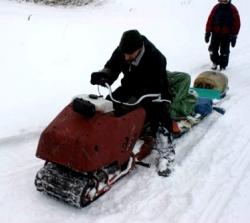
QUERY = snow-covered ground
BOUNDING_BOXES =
[1,0,250,222]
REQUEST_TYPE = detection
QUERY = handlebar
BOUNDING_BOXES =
[101,83,171,106]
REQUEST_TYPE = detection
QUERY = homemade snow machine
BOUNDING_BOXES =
[34,70,228,208]
[34,87,159,208]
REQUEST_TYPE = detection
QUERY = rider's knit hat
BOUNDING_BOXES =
[119,30,143,54]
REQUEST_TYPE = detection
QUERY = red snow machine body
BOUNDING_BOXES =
[36,104,145,172]
[34,94,154,207]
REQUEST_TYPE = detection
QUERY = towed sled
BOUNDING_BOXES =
[34,70,228,207]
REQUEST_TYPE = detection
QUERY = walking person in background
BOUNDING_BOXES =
[205,0,240,70]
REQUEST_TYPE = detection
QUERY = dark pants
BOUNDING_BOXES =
[209,33,231,68]
[107,86,172,136]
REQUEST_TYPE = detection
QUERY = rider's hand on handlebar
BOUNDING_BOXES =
[98,78,108,87]
[90,72,108,87]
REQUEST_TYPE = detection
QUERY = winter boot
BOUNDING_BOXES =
[219,65,226,71]
[219,54,229,71]
[211,63,217,70]
[155,126,175,177]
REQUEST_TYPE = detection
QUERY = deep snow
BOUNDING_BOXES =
[1,0,250,222]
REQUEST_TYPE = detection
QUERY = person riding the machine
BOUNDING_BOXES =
[90,29,175,177]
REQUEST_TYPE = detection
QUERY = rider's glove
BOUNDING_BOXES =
[90,72,108,87]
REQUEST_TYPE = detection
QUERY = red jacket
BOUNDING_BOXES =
[206,3,240,35]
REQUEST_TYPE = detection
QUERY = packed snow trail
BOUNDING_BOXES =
[1,0,250,222]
